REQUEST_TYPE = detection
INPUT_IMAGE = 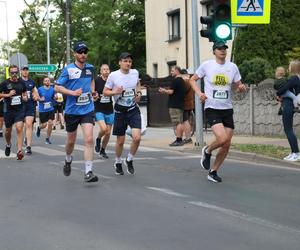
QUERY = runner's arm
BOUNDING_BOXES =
[189,74,207,103]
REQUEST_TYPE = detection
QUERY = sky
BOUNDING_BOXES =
[0,0,33,42]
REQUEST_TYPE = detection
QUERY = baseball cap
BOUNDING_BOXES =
[212,41,228,50]
[73,41,89,52]
[21,65,29,70]
[119,52,132,60]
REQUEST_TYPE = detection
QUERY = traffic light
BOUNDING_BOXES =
[213,0,232,41]
[200,0,232,42]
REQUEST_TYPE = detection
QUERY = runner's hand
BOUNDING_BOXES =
[199,92,207,103]
[73,88,83,97]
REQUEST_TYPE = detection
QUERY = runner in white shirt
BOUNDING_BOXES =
[189,41,247,183]
[103,52,142,175]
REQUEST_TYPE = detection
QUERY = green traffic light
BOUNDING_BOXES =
[215,23,231,40]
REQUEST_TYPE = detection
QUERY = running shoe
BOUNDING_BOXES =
[183,138,193,144]
[100,148,108,159]
[207,170,222,183]
[60,125,65,130]
[201,145,211,170]
[45,138,52,144]
[17,150,24,160]
[114,162,124,175]
[84,171,99,183]
[169,140,184,146]
[52,126,56,130]
[5,144,11,156]
[63,158,72,176]
[124,159,134,174]
[25,146,32,155]
[36,126,41,137]
[95,138,101,153]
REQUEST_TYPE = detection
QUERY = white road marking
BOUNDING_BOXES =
[0,150,17,159]
[146,186,190,198]
[31,146,65,156]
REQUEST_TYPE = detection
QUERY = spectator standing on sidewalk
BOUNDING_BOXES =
[103,52,142,175]
[94,64,114,159]
[55,41,98,183]
[189,41,247,183]
[159,66,186,146]
[0,65,28,160]
[276,60,300,162]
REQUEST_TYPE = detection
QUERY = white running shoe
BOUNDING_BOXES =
[284,153,300,162]
[283,153,293,161]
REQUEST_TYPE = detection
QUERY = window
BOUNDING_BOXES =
[167,9,180,41]
[153,63,158,78]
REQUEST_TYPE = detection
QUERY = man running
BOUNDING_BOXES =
[36,77,55,144]
[0,65,27,160]
[189,41,247,183]
[103,52,142,175]
[94,64,113,159]
[20,65,38,155]
[55,41,98,183]
[53,92,65,130]
[0,97,4,138]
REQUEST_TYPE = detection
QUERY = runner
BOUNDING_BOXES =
[103,52,142,175]
[53,92,65,130]
[189,41,247,183]
[94,64,113,159]
[36,77,55,144]
[55,41,98,183]
[20,65,38,155]
[0,97,4,138]
[0,65,27,160]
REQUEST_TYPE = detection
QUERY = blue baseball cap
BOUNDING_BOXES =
[73,41,89,52]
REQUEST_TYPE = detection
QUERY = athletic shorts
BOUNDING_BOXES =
[4,109,25,128]
[54,104,64,114]
[95,112,114,125]
[24,105,36,117]
[205,108,234,129]
[0,102,3,117]
[169,108,183,126]
[64,111,95,133]
[39,111,55,124]
[113,107,141,136]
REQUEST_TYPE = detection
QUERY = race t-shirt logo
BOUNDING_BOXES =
[213,74,229,86]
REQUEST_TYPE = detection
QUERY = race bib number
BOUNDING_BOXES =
[122,89,135,97]
[213,90,228,99]
[44,102,52,109]
[100,95,110,103]
[76,93,91,106]
[117,89,135,107]
[11,95,21,105]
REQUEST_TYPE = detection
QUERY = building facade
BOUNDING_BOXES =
[145,0,233,77]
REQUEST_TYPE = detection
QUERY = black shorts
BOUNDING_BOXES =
[54,104,64,114]
[64,111,95,133]
[113,107,141,136]
[205,108,234,129]
[0,102,3,117]
[39,111,55,124]
[4,109,25,128]
[183,110,192,122]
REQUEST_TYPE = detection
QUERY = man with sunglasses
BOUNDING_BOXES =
[103,52,142,175]
[0,65,28,160]
[55,41,98,183]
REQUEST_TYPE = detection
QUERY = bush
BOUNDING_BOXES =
[238,57,273,85]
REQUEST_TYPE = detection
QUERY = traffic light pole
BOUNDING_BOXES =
[191,0,204,148]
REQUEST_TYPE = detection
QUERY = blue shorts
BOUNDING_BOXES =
[113,107,141,136]
[4,109,25,128]
[64,111,95,133]
[95,112,114,125]
[24,105,36,117]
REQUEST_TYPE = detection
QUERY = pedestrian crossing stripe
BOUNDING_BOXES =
[0,150,16,158]
[231,0,271,24]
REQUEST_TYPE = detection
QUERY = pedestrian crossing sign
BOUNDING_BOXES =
[231,0,271,24]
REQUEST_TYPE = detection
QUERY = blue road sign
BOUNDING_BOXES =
[237,0,264,16]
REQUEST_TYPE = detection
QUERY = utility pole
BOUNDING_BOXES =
[191,0,204,148]
[66,0,71,64]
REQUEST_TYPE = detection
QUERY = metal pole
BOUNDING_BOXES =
[66,0,71,64]
[0,0,10,63]
[191,0,203,147]
[46,0,50,76]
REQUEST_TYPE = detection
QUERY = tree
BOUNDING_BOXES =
[233,0,300,69]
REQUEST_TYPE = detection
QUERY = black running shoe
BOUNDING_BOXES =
[60,125,65,130]
[124,159,134,174]
[200,145,211,170]
[169,140,184,147]
[17,150,24,160]
[25,146,32,155]
[95,138,101,153]
[100,148,108,159]
[84,171,99,183]
[63,158,72,176]
[207,170,222,183]
[114,162,124,175]
[5,144,11,156]
[36,126,41,138]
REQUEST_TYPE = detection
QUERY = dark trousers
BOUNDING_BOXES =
[282,98,299,153]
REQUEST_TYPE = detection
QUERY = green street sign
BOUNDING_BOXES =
[28,64,58,72]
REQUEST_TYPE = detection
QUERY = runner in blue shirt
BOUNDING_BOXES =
[55,41,98,183]
[36,77,55,145]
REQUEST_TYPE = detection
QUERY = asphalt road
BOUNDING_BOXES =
[0,131,300,250]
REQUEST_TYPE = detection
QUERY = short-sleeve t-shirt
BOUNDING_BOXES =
[105,69,139,108]
[38,86,55,113]
[0,79,26,112]
[56,63,95,115]
[22,78,36,110]
[195,60,241,110]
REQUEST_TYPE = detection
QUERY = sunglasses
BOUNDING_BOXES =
[76,50,88,54]
[10,71,19,75]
